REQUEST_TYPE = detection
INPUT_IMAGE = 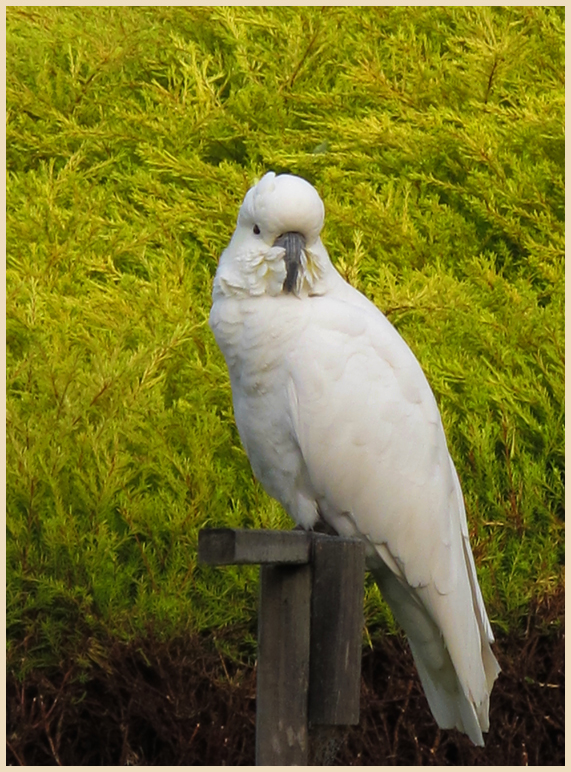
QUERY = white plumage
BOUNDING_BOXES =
[209,171,499,745]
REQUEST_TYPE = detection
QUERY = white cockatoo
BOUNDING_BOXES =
[209,172,500,745]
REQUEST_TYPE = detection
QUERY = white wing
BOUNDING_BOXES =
[282,288,499,744]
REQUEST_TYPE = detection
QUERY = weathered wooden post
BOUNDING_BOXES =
[308,535,365,764]
[257,561,312,764]
[198,528,366,765]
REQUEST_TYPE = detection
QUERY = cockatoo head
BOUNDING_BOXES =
[214,172,330,298]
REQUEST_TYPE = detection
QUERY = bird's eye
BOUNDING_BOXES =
[253,224,261,235]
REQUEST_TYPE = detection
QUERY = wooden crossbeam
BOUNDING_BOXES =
[198,527,312,565]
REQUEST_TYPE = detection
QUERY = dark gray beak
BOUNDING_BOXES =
[273,231,306,294]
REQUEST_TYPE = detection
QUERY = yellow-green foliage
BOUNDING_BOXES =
[7,6,564,675]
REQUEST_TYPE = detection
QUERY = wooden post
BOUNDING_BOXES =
[309,535,365,724]
[308,535,365,765]
[256,564,311,765]
[198,528,366,766]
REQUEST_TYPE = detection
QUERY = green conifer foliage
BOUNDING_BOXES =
[7,6,563,675]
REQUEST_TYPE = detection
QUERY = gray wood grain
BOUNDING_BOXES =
[308,535,365,726]
[198,528,311,565]
[256,564,312,765]
[197,528,367,764]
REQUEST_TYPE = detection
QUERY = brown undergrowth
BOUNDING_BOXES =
[6,589,563,766]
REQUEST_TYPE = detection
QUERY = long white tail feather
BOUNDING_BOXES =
[371,559,498,747]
